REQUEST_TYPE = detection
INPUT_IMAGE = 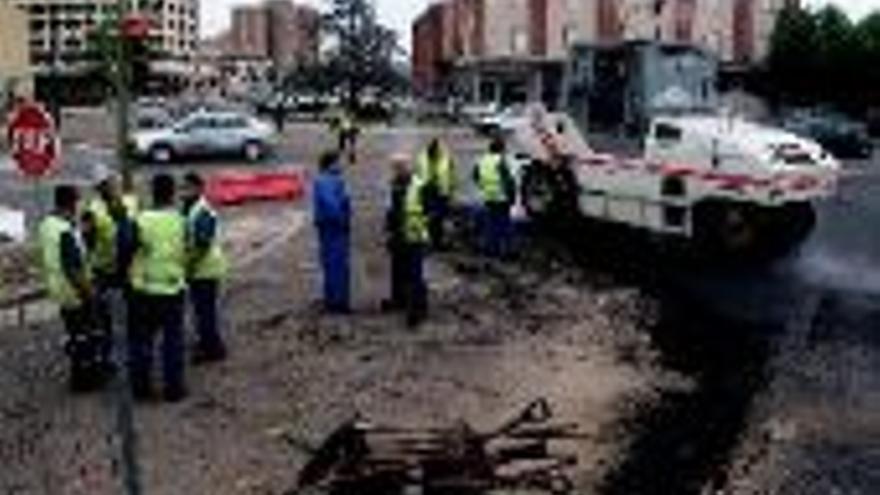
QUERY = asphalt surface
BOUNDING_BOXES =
[1,113,878,493]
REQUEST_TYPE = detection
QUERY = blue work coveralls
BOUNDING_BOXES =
[313,165,352,312]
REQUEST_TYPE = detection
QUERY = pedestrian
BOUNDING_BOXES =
[474,138,516,258]
[127,174,188,402]
[181,173,229,363]
[272,99,287,133]
[383,153,430,327]
[39,184,113,392]
[416,138,456,250]
[313,151,352,314]
[334,110,358,164]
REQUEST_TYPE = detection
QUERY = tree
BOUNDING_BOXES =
[321,0,403,109]
[813,5,858,104]
[766,4,818,104]
[855,13,880,105]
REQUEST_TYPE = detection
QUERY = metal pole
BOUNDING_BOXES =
[111,6,142,495]
[116,1,132,186]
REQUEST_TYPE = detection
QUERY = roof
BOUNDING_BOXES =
[654,115,820,156]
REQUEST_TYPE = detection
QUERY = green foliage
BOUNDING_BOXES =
[767,4,880,110]
[82,1,162,95]
[315,0,403,108]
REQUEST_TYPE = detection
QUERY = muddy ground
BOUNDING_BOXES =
[2,123,878,495]
[1,135,688,494]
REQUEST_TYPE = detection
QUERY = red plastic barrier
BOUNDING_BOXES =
[206,170,306,206]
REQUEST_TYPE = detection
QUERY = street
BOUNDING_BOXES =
[1,114,878,494]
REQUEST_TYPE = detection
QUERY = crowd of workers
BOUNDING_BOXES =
[38,118,517,401]
[312,129,516,328]
[39,170,228,400]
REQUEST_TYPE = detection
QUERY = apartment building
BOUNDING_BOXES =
[230,5,270,58]
[8,0,199,72]
[266,0,320,68]
[224,1,319,69]
[0,1,33,103]
[413,0,797,102]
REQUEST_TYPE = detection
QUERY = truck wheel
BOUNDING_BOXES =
[763,202,817,258]
[694,202,759,255]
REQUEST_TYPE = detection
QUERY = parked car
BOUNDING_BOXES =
[132,110,277,163]
[784,113,872,159]
[473,105,528,135]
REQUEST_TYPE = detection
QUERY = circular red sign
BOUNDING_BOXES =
[6,102,60,177]
[121,13,152,39]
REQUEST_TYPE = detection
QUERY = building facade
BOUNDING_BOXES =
[5,0,199,102]
[0,1,33,104]
[230,5,270,58]
[226,0,319,69]
[9,0,199,73]
[413,0,798,102]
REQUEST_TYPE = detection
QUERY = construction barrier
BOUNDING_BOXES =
[206,170,307,206]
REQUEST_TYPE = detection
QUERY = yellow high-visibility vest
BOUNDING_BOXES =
[476,153,507,203]
[404,177,430,245]
[130,209,186,295]
[186,198,228,281]
[87,197,117,275]
[39,215,87,308]
[417,146,455,198]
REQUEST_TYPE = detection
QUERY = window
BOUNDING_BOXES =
[773,145,816,166]
[562,25,576,46]
[511,27,527,54]
[654,123,683,142]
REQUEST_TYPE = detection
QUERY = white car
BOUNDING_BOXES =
[474,105,528,135]
[132,111,277,164]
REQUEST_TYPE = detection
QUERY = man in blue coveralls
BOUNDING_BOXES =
[312,151,352,313]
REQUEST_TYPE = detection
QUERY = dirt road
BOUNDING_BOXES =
[0,126,682,494]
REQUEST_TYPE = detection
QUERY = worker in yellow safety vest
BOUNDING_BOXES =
[181,173,229,364]
[416,138,456,250]
[39,185,114,392]
[332,109,359,163]
[83,167,137,346]
[383,153,430,327]
[473,137,516,258]
[127,174,188,402]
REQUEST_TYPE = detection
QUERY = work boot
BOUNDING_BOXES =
[131,378,157,403]
[192,346,228,366]
[381,299,403,313]
[163,386,189,404]
[406,311,427,329]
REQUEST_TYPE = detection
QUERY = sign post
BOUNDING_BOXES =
[6,100,60,232]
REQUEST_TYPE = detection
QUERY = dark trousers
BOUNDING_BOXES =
[61,304,111,392]
[390,244,427,325]
[427,195,450,249]
[189,279,226,356]
[127,292,185,396]
[405,245,428,324]
[318,228,351,312]
[93,271,116,344]
[388,244,409,309]
[338,131,358,162]
[482,202,512,258]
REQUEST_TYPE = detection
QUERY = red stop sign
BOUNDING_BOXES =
[6,102,60,177]
[121,13,152,39]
